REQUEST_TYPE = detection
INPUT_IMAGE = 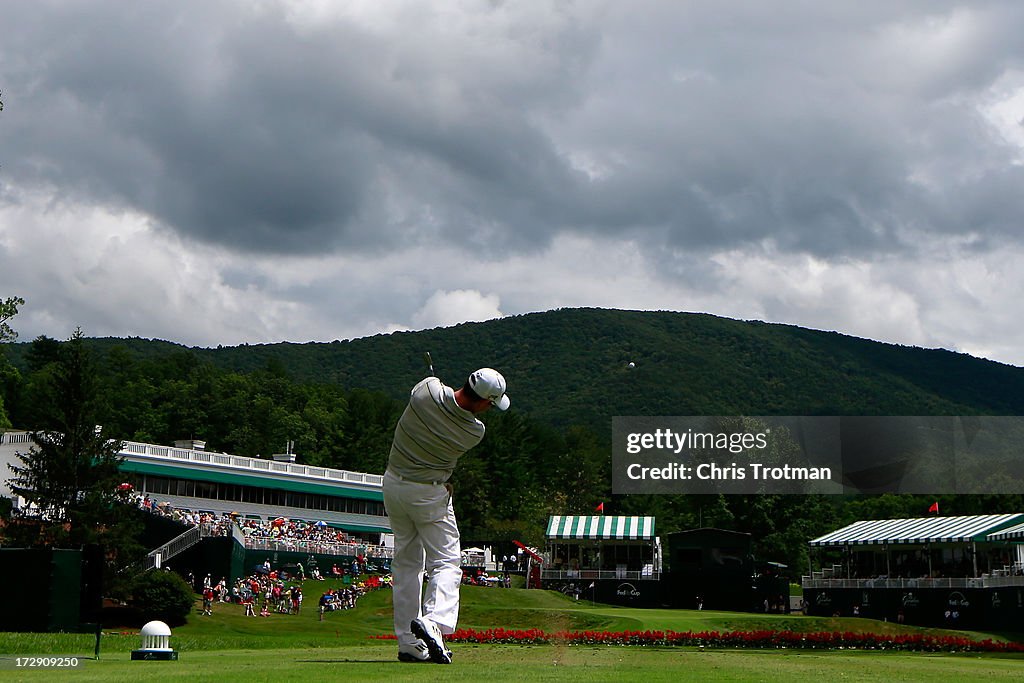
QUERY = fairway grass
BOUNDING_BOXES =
[2,582,1023,681]
[3,646,1024,683]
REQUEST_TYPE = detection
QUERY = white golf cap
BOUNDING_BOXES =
[468,368,510,411]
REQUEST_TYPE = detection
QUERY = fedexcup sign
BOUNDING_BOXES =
[616,583,641,600]
[948,592,970,608]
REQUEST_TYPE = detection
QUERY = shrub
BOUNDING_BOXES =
[130,570,195,627]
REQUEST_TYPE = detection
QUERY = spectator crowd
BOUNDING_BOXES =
[190,561,391,620]
[129,492,392,558]
[129,490,399,622]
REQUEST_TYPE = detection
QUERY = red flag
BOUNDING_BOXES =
[928,501,939,514]
[595,502,604,514]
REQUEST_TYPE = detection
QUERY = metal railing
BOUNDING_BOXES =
[801,575,1024,590]
[119,440,383,487]
[231,522,247,547]
[142,525,203,570]
[0,431,33,445]
[142,518,396,571]
[142,523,397,571]
[242,536,394,559]
[541,569,661,582]
[6,433,383,487]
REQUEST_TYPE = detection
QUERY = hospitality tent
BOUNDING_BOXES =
[546,515,655,541]
[544,515,660,582]
[808,513,1024,579]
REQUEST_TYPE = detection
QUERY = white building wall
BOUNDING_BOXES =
[0,431,33,507]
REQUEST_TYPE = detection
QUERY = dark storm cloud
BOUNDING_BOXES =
[1,2,601,255]
[4,1,1024,261]
[4,3,380,252]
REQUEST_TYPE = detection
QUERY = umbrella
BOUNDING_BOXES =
[117,482,133,491]
[314,521,328,528]
[273,517,286,527]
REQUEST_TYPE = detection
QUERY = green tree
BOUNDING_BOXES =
[0,296,24,343]
[332,388,400,472]
[0,387,10,431]
[298,385,349,467]
[553,425,609,513]
[0,296,25,429]
[130,569,195,627]
[6,329,133,550]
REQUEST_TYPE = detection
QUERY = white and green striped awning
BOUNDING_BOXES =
[987,520,1024,541]
[546,515,655,541]
[809,513,1024,547]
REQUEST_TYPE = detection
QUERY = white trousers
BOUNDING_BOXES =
[382,470,462,642]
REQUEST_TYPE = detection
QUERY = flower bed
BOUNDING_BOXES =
[371,628,1024,653]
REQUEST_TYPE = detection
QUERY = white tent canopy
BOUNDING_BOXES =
[809,513,1024,547]
[546,515,656,541]
[987,520,1024,542]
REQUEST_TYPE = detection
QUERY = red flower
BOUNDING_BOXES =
[364,628,1024,653]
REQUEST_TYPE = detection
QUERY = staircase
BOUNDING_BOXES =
[803,563,845,586]
[142,523,237,570]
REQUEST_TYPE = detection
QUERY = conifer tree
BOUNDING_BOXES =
[0,296,25,429]
[7,329,127,547]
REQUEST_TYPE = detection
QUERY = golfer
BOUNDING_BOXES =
[383,367,510,664]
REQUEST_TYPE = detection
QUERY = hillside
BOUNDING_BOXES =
[6,308,1023,435]
[5,308,1024,570]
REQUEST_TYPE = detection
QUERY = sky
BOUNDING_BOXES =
[2,1,1024,366]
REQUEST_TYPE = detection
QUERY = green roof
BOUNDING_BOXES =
[118,460,383,501]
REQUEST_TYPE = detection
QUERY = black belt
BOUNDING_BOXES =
[386,469,445,486]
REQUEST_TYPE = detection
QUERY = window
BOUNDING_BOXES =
[124,470,385,520]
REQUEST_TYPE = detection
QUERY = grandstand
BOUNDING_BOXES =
[1,431,392,546]
[120,437,390,542]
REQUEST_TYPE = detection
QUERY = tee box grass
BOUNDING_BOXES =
[1,579,1023,682]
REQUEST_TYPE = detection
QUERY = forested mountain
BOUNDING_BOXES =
[199,307,1024,420]
[8,308,1020,428]
[3,308,1022,573]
